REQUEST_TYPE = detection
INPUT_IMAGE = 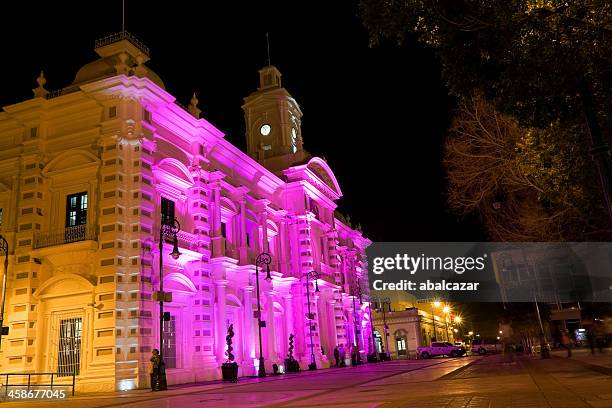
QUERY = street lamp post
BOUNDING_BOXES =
[350,279,363,364]
[303,270,320,370]
[255,252,272,377]
[443,306,451,342]
[372,296,391,360]
[0,235,9,351]
[431,301,440,343]
[157,218,181,391]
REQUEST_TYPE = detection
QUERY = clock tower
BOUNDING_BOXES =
[242,65,310,173]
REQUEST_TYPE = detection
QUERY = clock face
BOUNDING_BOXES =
[260,124,271,136]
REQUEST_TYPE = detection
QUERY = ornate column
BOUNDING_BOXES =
[211,183,225,258]
[327,299,338,349]
[238,198,248,264]
[284,293,294,340]
[279,219,288,275]
[215,280,228,363]
[242,286,255,360]
[347,299,355,346]
[266,289,277,363]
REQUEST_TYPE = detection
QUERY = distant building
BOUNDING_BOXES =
[370,291,455,358]
[0,32,371,391]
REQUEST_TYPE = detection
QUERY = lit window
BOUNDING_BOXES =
[57,317,82,376]
[163,315,177,369]
[65,192,87,227]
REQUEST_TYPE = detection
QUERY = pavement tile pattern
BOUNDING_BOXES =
[2,349,611,408]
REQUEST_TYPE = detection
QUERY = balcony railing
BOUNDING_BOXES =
[94,30,150,57]
[33,225,97,249]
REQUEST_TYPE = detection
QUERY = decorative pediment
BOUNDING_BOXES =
[155,158,195,190]
[42,149,100,175]
[35,274,95,299]
[164,271,197,293]
[307,158,342,196]
[283,157,343,200]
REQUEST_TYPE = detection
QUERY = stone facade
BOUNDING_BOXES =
[0,33,371,392]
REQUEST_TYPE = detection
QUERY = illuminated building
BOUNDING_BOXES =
[0,32,371,391]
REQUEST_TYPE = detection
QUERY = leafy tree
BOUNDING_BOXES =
[360,0,612,223]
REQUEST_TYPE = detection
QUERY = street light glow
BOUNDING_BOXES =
[433,301,441,307]
[454,316,462,324]
[443,306,450,314]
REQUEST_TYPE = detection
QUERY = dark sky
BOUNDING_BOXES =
[1,1,485,242]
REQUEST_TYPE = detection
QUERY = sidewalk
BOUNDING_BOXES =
[56,362,372,401]
[551,347,612,371]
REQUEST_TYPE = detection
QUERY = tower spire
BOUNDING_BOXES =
[122,0,125,32]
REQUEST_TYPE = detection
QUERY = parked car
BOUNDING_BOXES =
[471,338,501,355]
[417,342,466,359]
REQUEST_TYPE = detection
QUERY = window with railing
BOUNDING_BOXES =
[66,192,87,227]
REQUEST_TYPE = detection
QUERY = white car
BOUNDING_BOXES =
[417,341,466,359]
[471,338,501,355]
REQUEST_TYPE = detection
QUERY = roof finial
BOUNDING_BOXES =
[266,32,271,66]
[188,92,201,118]
[32,71,49,98]
[133,54,148,77]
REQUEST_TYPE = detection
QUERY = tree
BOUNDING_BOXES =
[360,0,612,222]
[444,93,609,240]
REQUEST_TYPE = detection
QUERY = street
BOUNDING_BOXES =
[4,351,612,408]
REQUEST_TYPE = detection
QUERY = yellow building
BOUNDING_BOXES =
[370,291,456,358]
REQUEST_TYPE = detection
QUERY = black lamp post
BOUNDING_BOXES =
[303,270,320,370]
[372,296,391,361]
[157,219,181,391]
[351,279,363,364]
[255,252,272,377]
[0,235,9,351]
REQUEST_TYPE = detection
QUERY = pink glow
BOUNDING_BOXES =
[96,74,371,386]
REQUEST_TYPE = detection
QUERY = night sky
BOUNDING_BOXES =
[1,1,485,242]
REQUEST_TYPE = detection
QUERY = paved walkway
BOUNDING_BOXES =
[3,353,612,407]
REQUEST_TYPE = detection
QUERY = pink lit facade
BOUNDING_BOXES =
[0,35,371,391]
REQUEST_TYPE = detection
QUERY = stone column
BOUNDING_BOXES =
[211,184,225,257]
[279,220,288,275]
[347,300,355,346]
[215,280,228,363]
[328,299,338,349]
[239,198,248,264]
[242,286,255,360]
[260,212,269,253]
[284,293,294,340]
[266,289,277,364]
